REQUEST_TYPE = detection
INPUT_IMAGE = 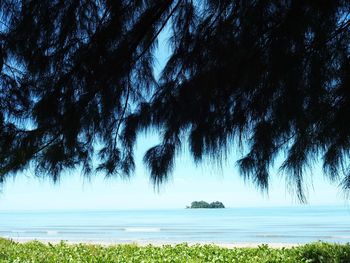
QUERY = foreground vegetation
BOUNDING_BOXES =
[0,238,350,263]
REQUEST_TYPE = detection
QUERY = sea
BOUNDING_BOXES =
[0,206,350,244]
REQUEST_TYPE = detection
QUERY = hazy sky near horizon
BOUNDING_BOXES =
[0,156,346,210]
[0,131,346,210]
[0,29,348,211]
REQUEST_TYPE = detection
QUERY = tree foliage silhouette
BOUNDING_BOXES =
[1,0,350,201]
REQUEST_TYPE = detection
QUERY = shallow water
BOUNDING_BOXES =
[1,206,349,244]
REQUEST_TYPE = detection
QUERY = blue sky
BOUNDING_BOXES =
[0,28,348,211]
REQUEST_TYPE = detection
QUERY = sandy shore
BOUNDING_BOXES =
[11,239,300,248]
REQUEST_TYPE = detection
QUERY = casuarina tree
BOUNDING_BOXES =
[1,1,350,201]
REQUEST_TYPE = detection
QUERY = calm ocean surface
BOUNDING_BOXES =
[1,206,350,244]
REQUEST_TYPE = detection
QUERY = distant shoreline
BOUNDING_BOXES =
[10,238,299,248]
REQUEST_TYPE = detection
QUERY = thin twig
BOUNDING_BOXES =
[135,0,183,62]
[114,78,131,148]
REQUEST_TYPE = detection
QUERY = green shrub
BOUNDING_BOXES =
[0,238,349,263]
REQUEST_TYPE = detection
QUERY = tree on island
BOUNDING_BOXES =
[190,201,210,209]
[189,201,225,209]
[1,1,350,201]
[209,202,225,209]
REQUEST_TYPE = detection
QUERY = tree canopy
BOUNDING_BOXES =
[1,1,350,201]
[189,201,225,209]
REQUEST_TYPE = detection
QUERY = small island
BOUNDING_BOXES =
[187,201,225,209]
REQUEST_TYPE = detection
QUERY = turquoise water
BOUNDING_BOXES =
[0,206,350,244]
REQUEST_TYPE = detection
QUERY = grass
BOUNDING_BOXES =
[0,238,350,262]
